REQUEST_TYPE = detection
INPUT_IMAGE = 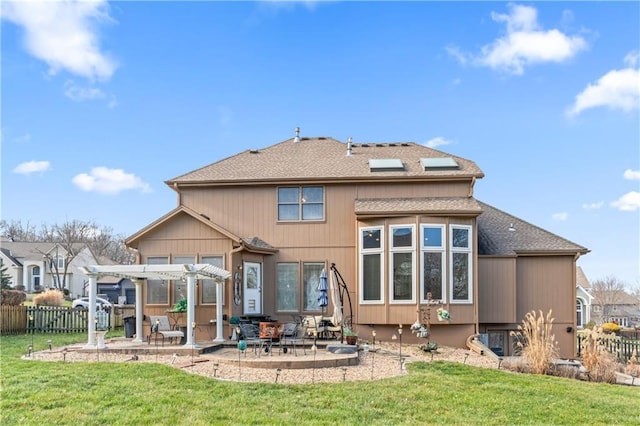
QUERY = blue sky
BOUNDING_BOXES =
[2,1,639,287]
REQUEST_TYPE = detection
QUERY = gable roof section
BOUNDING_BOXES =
[356,197,483,216]
[166,137,484,187]
[477,201,589,256]
[576,266,591,289]
[125,205,277,254]
[0,242,87,263]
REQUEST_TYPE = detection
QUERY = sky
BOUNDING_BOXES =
[1,1,639,287]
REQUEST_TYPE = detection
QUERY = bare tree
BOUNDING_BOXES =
[0,220,38,241]
[590,276,627,324]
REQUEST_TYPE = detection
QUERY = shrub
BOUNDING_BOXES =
[510,310,558,375]
[32,289,64,307]
[579,327,620,383]
[1,290,26,306]
[600,322,621,334]
[626,350,640,378]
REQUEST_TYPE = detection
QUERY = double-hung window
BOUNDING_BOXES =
[201,256,224,304]
[390,225,415,303]
[360,226,384,303]
[450,225,472,303]
[146,256,169,304]
[421,225,445,303]
[277,186,324,221]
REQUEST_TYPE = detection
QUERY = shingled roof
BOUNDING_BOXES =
[166,137,484,186]
[477,202,589,256]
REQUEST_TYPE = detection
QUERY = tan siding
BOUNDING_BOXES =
[515,256,577,358]
[478,257,516,323]
[355,182,471,198]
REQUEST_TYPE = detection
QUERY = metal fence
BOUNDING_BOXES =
[1,305,111,335]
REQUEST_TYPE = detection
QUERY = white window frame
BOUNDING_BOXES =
[420,224,446,303]
[359,226,384,304]
[449,224,473,304]
[389,224,416,304]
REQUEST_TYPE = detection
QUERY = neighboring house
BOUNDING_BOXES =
[124,134,589,357]
[591,290,640,328]
[576,266,593,329]
[95,256,136,304]
[0,241,98,298]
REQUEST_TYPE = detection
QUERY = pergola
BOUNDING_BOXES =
[80,264,231,348]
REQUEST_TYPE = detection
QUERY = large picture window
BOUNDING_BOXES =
[360,226,384,303]
[146,256,169,304]
[450,225,472,303]
[390,225,415,303]
[277,263,300,312]
[201,255,224,304]
[421,225,445,302]
[277,186,324,221]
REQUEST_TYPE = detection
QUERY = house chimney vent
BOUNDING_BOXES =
[294,127,300,143]
[347,137,353,156]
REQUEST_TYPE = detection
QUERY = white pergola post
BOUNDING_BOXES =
[214,280,225,342]
[133,279,144,343]
[184,272,197,347]
[84,273,97,348]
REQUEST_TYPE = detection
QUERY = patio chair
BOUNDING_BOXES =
[147,315,184,346]
[278,322,306,356]
[238,323,271,357]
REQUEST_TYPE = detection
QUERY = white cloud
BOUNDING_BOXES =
[552,212,569,221]
[72,167,152,195]
[624,169,640,180]
[611,191,640,211]
[1,0,117,81]
[64,81,106,101]
[425,137,453,149]
[582,202,604,210]
[13,160,51,175]
[567,57,640,116]
[449,4,587,75]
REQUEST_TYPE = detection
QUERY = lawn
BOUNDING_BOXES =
[1,333,638,425]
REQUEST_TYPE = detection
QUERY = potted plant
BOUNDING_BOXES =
[171,298,187,313]
[343,327,358,345]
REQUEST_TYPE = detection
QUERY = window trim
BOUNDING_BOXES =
[359,226,385,304]
[449,224,473,304]
[200,255,225,305]
[277,186,325,222]
[420,225,446,303]
[389,224,416,304]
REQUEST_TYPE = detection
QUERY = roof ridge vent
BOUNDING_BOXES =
[294,127,300,143]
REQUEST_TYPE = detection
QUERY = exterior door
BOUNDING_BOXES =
[243,262,262,315]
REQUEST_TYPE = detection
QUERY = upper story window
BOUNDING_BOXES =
[278,186,324,221]
[50,255,65,270]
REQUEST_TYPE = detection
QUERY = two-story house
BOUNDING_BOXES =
[125,134,588,357]
[0,241,98,298]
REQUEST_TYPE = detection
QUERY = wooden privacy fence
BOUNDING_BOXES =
[577,334,640,363]
[1,305,110,334]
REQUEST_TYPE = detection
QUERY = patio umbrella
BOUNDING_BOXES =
[329,268,343,327]
[317,268,329,314]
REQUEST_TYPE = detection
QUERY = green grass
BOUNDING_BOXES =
[1,334,639,425]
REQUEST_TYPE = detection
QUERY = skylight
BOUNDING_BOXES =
[369,158,404,171]
[421,157,459,170]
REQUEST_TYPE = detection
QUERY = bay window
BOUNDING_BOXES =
[450,225,472,303]
[390,225,415,303]
[421,225,445,302]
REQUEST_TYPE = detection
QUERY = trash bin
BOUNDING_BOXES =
[123,316,135,338]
